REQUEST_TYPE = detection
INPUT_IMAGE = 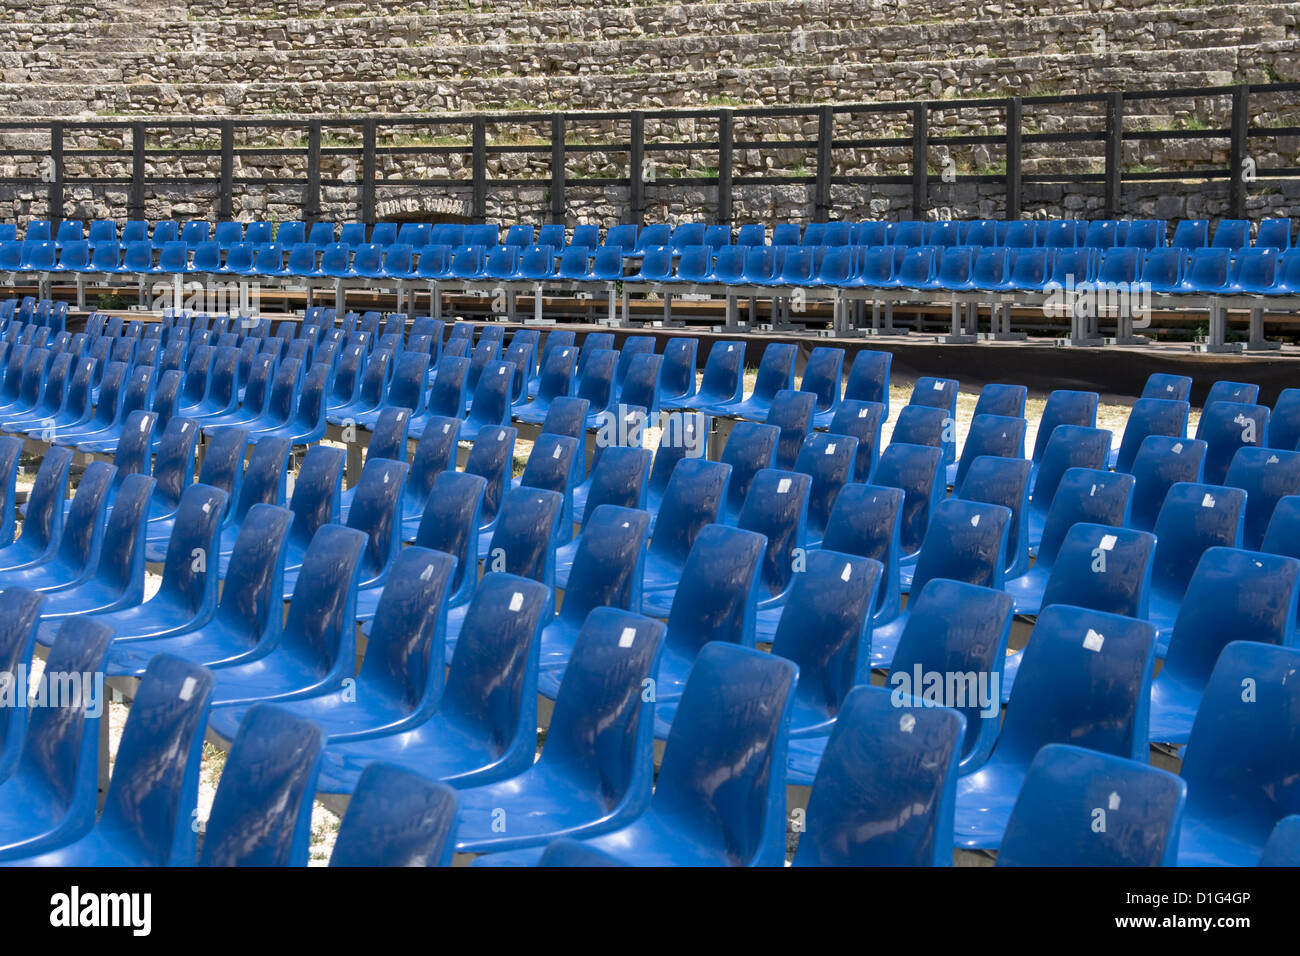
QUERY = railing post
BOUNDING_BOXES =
[1104,91,1124,219]
[48,122,64,226]
[472,116,487,224]
[1005,97,1022,219]
[218,120,234,221]
[1228,83,1249,220]
[550,113,566,224]
[814,105,834,223]
[304,121,321,225]
[911,103,928,220]
[717,108,734,224]
[128,122,146,221]
[628,110,645,226]
[361,119,377,226]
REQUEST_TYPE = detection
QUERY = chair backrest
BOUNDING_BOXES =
[1032,389,1099,462]
[997,745,1186,867]
[414,470,485,603]
[1224,446,1300,550]
[330,763,459,867]
[1180,642,1300,859]
[792,684,964,867]
[873,442,943,557]
[650,458,732,566]
[1151,481,1246,600]
[997,604,1156,766]
[1114,398,1189,474]
[1040,522,1156,619]
[199,705,325,866]
[664,524,765,657]
[1128,435,1205,532]
[737,468,811,601]
[97,654,215,866]
[652,643,797,867]
[771,550,879,728]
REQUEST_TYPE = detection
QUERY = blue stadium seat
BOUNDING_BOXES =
[1148,481,1246,646]
[667,339,744,412]
[1260,816,1300,867]
[199,705,324,867]
[478,642,795,867]
[209,547,456,743]
[1128,434,1206,532]
[996,745,1186,867]
[1224,446,1300,550]
[766,389,816,470]
[950,414,1026,494]
[826,400,884,483]
[330,763,459,867]
[460,607,663,855]
[957,455,1033,580]
[4,654,214,866]
[790,685,964,867]
[1026,424,1112,548]
[317,573,550,795]
[1150,548,1299,745]
[770,550,880,784]
[870,497,1009,668]
[0,618,112,861]
[0,588,45,784]
[1176,642,1300,866]
[953,605,1156,850]
[1111,398,1189,473]
[873,442,943,564]
[640,458,730,593]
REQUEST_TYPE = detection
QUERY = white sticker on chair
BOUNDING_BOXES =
[932,381,944,390]
[1083,628,1105,652]
[1098,534,1117,551]
[552,445,562,458]
[1269,454,1280,464]
[858,407,869,418]
[420,564,434,581]
[1172,442,1184,454]
[840,563,852,582]
[970,513,980,527]
[899,714,916,733]
[178,677,197,702]
[508,591,524,612]
[1202,493,1216,508]
[618,627,637,648]
[1108,791,1121,810]
[1089,484,1097,497]
[777,478,792,494]
[825,443,837,455]
[442,422,451,433]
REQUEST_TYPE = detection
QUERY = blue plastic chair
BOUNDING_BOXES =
[1224,445,1300,551]
[316,573,550,794]
[873,442,943,564]
[1031,389,1099,467]
[0,588,45,784]
[198,705,324,867]
[330,763,459,867]
[668,339,744,412]
[457,607,663,854]
[1260,816,1300,867]
[870,498,1010,669]
[648,524,766,737]
[953,605,1156,850]
[1176,642,1300,866]
[1195,400,1270,485]
[996,745,1186,867]
[957,455,1033,580]
[789,684,963,867]
[0,618,112,861]
[209,547,456,744]
[1149,481,1246,646]
[476,642,795,867]
[792,431,857,545]
[769,550,880,785]
[5,654,214,866]
[1149,547,1297,747]
[640,458,731,593]
[1128,434,1206,532]
[204,523,367,709]
[1026,424,1112,548]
